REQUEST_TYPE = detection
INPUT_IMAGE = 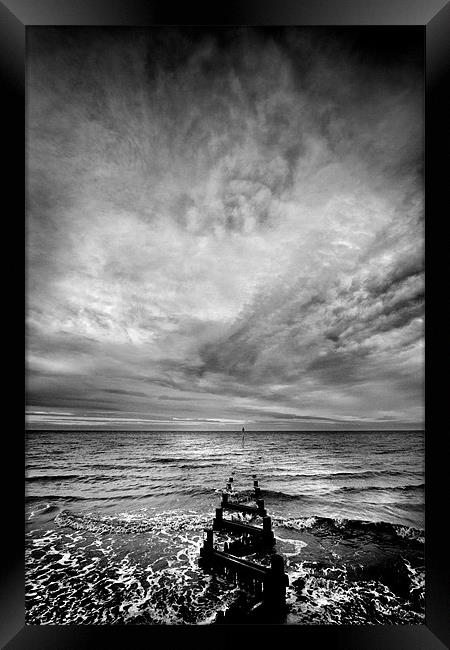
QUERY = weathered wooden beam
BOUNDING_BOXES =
[200,546,289,607]
[212,514,274,544]
[221,494,267,517]
[228,537,267,556]
[199,547,269,579]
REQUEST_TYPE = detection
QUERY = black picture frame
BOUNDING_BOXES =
[3,0,449,647]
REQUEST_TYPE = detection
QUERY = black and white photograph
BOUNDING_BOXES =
[25,26,425,626]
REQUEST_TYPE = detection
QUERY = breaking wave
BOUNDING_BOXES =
[26,507,425,625]
[274,514,424,544]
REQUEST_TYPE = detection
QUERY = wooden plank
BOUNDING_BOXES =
[213,517,273,541]
[222,501,260,515]
[221,495,266,514]
[199,548,269,579]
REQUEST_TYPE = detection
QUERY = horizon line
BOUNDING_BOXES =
[25,427,425,432]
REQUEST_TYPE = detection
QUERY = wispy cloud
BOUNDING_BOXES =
[26,27,424,429]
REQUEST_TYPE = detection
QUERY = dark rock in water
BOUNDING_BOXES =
[152,558,169,571]
[31,549,46,560]
[292,577,308,601]
[49,552,63,562]
[381,557,414,600]
[292,576,305,593]
[348,557,412,600]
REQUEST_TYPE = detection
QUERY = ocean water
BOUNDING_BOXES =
[25,430,425,625]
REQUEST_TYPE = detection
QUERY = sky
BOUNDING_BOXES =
[26,27,424,431]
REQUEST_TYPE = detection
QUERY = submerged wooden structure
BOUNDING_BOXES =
[198,475,289,623]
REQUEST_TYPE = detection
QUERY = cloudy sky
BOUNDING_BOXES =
[26,27,424,430]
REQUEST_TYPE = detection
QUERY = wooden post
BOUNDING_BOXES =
[256,499,266,516]
[200,529,214,559]
[263,554,288,613]
[263,516,272,533]
[270,553,284,575]
[222,492,229,506]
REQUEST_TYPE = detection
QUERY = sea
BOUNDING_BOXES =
[25,429,425,625]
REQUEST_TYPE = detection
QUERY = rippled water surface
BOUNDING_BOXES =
[26,430,424,624]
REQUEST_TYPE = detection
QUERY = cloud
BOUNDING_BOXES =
[26,27,424,429]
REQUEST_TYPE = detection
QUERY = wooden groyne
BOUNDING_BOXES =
[221,492,267,517]
[198,475,289,623]
[213,510,275,545]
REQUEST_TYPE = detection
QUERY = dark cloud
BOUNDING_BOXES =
[102,389,149,398]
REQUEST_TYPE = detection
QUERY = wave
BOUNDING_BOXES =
[179,462,228,469]
[263,469,410,480]
[26,473,176,484]
[26,485,217,505]
[261,489,306,502]
[275,514,424,543]
[54,508,211,536]
[26,474,81,483]
[82,464,146,471]
[258,484,424,505]
[27,503,61,521]
[150,457,191,464]
[394,525,425,544]
[26,495,90,504]
[48,505,424,548]
[333,483,424,494]
[26,494,141,504]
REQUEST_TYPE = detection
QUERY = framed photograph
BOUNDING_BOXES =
[2,0,449,648]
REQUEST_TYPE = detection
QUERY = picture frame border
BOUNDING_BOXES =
[3,0,449,647]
